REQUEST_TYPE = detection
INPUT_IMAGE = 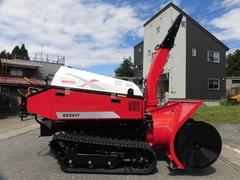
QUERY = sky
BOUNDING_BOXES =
[0,0,239,76]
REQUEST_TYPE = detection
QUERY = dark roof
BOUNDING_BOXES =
[226,76,240,79]
[143,3,229,51]
[0,59,42,69]
[0,77,46,86]
[134,41,144,48]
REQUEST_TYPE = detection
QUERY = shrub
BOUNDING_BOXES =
[236,86,240,95]
[219,94,232,106]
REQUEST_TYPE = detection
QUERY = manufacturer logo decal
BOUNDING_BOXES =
[61,80,76,84]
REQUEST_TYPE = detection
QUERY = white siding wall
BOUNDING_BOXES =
[143,7,186,99]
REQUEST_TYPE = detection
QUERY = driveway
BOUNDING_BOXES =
[0,126,239,180]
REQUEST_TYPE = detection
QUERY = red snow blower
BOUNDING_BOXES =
[23,14,221,174]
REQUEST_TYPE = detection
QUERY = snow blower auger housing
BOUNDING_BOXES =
[25,14,222,174]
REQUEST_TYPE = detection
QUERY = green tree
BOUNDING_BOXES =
[6,52,12,59]
[20,44,30,60]
[10,44,30,60]
[11,45,21,59]
[227,49,240,76]
[0,44,30,60]
[0,50,7,58]
[0,50,12,59]
[115,56,134,77]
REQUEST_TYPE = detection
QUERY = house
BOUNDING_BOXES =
[226,77,240,95]
[134,3,229,100]
[133,41,144,78]
[31,52,65,79]
[0,59,45,95]
[0,55,64,96]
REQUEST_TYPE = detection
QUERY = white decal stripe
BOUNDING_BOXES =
[56,111,120,119]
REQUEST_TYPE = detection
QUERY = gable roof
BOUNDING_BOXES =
[134,41,144,48]
[144,2,229,51]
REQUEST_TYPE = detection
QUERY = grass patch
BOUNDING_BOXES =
[192,105,240,124]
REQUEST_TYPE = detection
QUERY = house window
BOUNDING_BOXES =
[1,87,9,93]
[181,21,186,28]
[138,47,142,52]
[232,80,240,84]
[10,69,23,77]
[208,51,220,63]
[192,48,196,56]
[148,50,151,56]
[156,26,160,33]
[208,78,220,90]
[138,64,143,71]
[152,52,156,59]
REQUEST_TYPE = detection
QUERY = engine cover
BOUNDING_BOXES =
[51,66,143,97]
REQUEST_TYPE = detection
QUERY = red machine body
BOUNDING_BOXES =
[25,14,222,174]
[28,88,144,120]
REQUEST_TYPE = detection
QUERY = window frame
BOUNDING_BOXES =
[208,78,220,91]
[156,26,160,33]
[181,21,186,28]
[148,49,151,56]
[192,48,196,56]
[152,52,156,59]
[232,80,240,84]
[207,51,220,63]
[138,64,143,71]
[10,68,23,77]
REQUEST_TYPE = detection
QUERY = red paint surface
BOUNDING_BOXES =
[145,48,170,111]
[27,88,144,120]
[146,100,203,169]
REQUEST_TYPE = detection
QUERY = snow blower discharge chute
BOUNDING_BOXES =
[22,14,222,174]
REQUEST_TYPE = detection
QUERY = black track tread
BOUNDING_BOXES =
[50,132,157,174]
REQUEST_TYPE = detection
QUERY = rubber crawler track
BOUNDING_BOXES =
[50,132,157,174]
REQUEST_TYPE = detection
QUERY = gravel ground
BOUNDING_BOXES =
[0,116,36,134]
[216,123,240,150]
[0,129,240,180]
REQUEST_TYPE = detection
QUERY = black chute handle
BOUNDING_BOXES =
[158,14,183,50]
